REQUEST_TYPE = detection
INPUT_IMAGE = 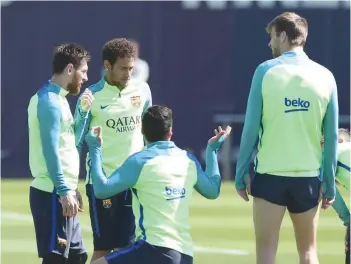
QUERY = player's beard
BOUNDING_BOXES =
[67,73,81,95]
[107,73,127,89]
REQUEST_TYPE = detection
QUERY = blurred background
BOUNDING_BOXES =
[1,1,350,264]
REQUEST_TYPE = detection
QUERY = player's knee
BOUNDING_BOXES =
[42,253,66,264]
[68,252,88,264]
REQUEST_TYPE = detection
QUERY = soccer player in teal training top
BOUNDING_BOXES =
[28,44,90,264]
[322,128,351,264]
[74,38,152,262]
[85,105,231,264]
[234,12,339,264]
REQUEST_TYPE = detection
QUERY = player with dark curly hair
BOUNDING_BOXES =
[74,38,152,263]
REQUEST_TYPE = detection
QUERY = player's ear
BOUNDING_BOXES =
[104,60,112,71]
[338,138,344,143]
[279,31,287,44]
[66,63,74,76]
[167,128,173,140]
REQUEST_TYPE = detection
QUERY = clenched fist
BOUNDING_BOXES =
[80,89,94,112]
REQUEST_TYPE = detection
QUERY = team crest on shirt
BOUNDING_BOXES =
[102,199,112,209]
[130,96,141,108]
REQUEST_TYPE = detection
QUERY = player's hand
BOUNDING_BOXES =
[85,126,103,148]
[60,191,79,217]
[321,196,335,210]
[80,89,94,112]
[320,182,335,209]
[236,175,251,202]
[208,126,232,150]
[76,189,84,212]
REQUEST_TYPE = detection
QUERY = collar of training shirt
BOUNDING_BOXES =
[282,51,308,58]
[48,80,69,97]
[146,141,176,149]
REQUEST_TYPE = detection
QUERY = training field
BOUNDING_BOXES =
[1,179,347,264]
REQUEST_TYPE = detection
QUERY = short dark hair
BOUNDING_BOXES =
[339,128,351,142]
[142,105,173,143]
[102,38,136,66]
[52,43,90,74]
[266,12,308,47]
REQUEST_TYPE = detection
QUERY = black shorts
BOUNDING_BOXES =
[251,173,321,213]
[29,186,86,258]
[104,240,193,264]
[86,184,135,250]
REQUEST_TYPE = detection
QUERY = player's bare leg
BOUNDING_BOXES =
[289,205,320,264]
[253,197,286,264]
[91,257,108,264]
[90,251,111,263]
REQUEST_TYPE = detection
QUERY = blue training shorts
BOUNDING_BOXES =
[104,240,193,264]
[251,173,321,213]
[29,186,86,258]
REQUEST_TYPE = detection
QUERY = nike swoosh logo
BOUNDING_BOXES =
[100,105,109,110]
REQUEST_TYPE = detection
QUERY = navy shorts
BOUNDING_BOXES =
[29,186,86,258]
[86,184,135,250]
[251,173,321,213]
[104,240,193,264]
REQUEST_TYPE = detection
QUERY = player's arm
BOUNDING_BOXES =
[332,187,350,226]
[235,64,265,189]
[85,129,141,199]
[37,96,70,196]
[74,90,93,155]
[190,147,221,199]
[322,76,339,199]
[191,127,231,199]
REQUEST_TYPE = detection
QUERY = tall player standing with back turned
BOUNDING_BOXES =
[28,43,90,264]
[74,38,152,262]
[235,12,339,264]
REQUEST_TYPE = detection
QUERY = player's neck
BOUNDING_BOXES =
[283,46,304,54]
[51,75,68,90]
[104,76,126,91]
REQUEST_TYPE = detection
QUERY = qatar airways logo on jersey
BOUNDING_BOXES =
[106,115,141,133]
[284,97,310,113]
[163,186,186,201]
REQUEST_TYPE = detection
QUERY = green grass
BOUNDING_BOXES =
[1,179,348,264]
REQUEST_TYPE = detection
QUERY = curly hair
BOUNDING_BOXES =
[102,38,137,66]
[52,43,90,74]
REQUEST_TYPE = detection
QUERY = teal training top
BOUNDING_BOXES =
[235,51,339,199]
[74,78,152,184]
[28,81,79,196]
[85,131,225,257]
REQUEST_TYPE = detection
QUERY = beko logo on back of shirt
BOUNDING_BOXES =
[163,186,186,201]
[284,98,310,113]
